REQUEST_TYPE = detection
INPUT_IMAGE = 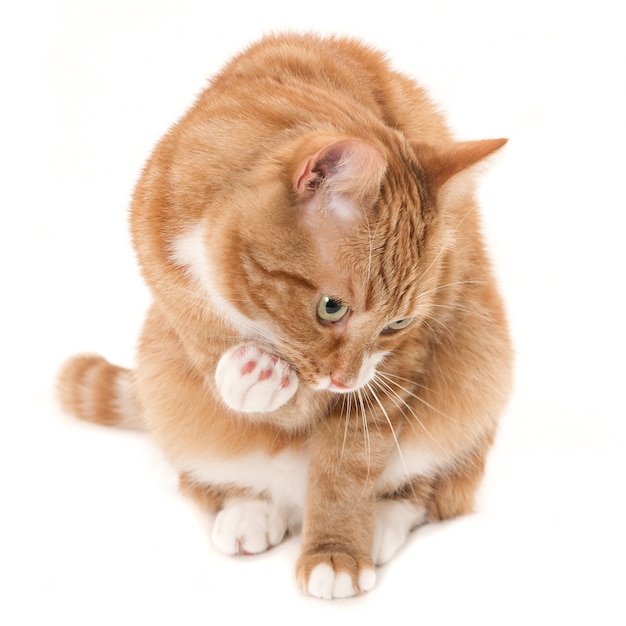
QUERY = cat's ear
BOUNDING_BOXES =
[415,138,507,192]
[293,138,386,209]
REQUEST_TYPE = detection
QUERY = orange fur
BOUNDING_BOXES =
[57,33,512,598]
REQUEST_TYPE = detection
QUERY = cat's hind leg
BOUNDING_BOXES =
[426,439,492,522]
[211,498,291,555]
[179,476,295,555]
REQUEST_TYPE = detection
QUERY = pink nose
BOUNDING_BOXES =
[330,376,353,390]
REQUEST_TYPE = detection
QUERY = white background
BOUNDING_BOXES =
[2,1,624,624]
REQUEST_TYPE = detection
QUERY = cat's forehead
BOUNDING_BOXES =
[338,229,425,317]
[344,171,429,295]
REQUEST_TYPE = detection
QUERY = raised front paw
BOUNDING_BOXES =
[296,548,376,599]
[215,343,298,413]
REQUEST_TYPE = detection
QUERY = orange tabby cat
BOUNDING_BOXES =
[57,33,512,599]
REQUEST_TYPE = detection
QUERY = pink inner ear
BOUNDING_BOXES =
[295,156,318,193]
[293,139,386,199]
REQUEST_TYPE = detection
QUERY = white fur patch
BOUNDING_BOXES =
[313,352,387,393]
[306,563,376,599]
[170,222,272,340]
[328,571,354,599]
[377,440,446,488]
[371,499,426,565]
[328,193,361,222]
[307,564,350,599]
[178,448,310,518]
[358,568,377,593]
[212,499,289,555]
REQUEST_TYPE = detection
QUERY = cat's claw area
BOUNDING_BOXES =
[212,500,289,555]
[297,550,376,599]
[215,343,298,413]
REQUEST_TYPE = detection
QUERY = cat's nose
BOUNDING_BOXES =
[330,375,355,391]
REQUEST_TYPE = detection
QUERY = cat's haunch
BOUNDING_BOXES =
[57,33,512,599]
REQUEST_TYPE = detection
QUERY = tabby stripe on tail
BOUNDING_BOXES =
[57,354,143,430]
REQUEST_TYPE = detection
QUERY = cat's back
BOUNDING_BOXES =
[207,33,389,111]
[183,33,449,148]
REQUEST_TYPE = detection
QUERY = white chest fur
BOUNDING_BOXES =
[179,437,445,511]
[179,448,311,511]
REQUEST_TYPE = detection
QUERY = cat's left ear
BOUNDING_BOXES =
[293,137,387,210]
[415,138,507,192]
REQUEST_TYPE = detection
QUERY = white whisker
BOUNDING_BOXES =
[365,381,408,478]
[373,371,468,470]
[419,207,475,279]
[372,375,440,451]
[422,316,453,339]
[427,302,492,322]
[377,372,455,421]
[356,388,371,477]
[339,394,352,464]
[418,278,491,301]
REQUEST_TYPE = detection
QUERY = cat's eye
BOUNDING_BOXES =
[383,317,414,332]
[316,295,349,323]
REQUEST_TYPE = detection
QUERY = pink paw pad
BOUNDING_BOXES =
[259,368,273,381]
[241,360,257,376]
[215,343,299,413]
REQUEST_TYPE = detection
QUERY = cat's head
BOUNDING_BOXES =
[172,132,505,395]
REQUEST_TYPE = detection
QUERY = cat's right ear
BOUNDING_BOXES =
[415,138,508,192]
[293,138,387,208]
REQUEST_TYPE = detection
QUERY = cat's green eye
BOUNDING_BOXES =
[316,295,349,323]
[383,317,414,332]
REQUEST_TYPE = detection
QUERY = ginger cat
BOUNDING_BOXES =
[57,33,512,599]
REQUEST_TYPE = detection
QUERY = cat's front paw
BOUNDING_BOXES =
[212,499,289,555]
[296,548,376,599]
[215,343,298,413]
[371,500,426,565]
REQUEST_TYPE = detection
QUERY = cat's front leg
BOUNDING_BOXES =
[297,501,377,599]
[296,419,395,599]
[215,343,298,413]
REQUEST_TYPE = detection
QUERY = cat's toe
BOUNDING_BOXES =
[296,549,376,599]
[212,499,288,555]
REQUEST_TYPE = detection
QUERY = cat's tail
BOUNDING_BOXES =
[56,354,144,430]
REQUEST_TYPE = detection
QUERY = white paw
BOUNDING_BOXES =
[215,343,298,413]
[371,500,426,566]
[307,564,376,599]
[212,500,289,555]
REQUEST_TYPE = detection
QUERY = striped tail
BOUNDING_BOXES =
[57,354,144,430]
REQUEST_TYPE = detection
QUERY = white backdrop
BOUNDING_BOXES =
[2,1,624,624]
